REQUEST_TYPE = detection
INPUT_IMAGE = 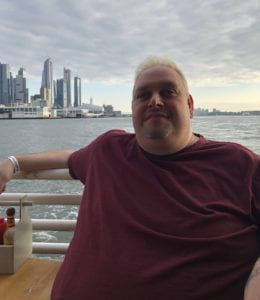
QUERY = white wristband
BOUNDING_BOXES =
[7,156,20,174]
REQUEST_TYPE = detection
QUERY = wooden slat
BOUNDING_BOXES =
[0,258,62,300]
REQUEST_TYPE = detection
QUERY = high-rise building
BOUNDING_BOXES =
[40,58,53,107]
[0,63,12,105]
[56,79,67,108]
[53,80,57,105]
[9,72,15,104]
[14,68,28,104]
[74,76,81,107]
[64,68,71,107]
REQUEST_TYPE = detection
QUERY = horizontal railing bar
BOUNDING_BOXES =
[12,218,76,231]
[32,242,69,254]
[31,219,76,231]
[14,169,74,180]
[0,200,33,206]
[0,193,81,205]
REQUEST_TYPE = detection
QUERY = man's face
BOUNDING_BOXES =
[132,66,193,141]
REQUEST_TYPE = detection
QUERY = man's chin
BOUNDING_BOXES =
[143,126,172,140]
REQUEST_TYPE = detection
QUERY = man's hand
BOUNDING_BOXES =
[244,258,260,300]
[0,159,15,194]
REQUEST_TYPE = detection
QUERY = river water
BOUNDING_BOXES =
[0,116,259,257]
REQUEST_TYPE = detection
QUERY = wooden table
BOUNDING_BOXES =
[0,258,62,300]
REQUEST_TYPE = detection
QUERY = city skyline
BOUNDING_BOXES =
[1,56,259,113]
[0,0,260,113]
[0,58,84,110]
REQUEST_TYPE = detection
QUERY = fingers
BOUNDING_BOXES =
[0,184,6,194]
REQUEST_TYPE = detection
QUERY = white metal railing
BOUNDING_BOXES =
[0,169,81,255]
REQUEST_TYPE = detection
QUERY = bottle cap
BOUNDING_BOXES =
[6,207,15,217]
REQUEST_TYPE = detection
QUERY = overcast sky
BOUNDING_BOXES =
[0,0,259,112]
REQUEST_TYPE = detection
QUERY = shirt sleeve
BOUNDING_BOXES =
[68,134,104,183]
[68,130,126,184]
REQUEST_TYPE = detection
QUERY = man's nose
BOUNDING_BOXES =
[148,93,164,107]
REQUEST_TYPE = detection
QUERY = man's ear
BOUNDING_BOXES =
[187,94,194,118]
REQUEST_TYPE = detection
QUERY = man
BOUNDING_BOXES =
[0,56,259,299]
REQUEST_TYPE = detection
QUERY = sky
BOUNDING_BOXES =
[0,0,259,113]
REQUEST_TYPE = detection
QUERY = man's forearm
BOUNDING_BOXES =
[0,150,74,194]
[15,150,74,171]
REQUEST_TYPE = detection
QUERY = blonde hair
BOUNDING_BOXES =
[134,56,189,93]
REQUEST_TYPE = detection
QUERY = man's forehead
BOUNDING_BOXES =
[133,66,182,90]
[134,80,179,92]
[134,68,182,90]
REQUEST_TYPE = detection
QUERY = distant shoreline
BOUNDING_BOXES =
[1,114,260,120]
[0,115,132,120]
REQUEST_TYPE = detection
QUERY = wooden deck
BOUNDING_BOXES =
[0,258,62,300]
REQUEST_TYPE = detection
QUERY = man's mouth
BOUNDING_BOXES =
[144,111,168,121]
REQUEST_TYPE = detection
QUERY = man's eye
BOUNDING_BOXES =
[161,89,178,97]
[136,92,150,101]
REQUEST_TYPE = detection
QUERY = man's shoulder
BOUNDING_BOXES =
[202,137,259,160]
[189,135,250,153]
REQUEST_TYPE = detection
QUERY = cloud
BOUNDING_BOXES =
[0,0,260,88]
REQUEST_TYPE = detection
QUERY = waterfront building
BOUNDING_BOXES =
[53,107,88,118]
[64,68,71,107]
[81,103,103,116]
[0,105,52,119]
[40,58,53,107]
[14,68,28,104]
[74,76,81,107]
[0,63,13,105]
[103,104,122,117]
[194,108,209,116]
[56,79,67,108]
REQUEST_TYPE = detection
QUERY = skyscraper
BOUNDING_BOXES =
[74,76,81,107]
[14,68,28,104]
[56,78,67,108]
[0,63,12,105]
[53,79,57,105]
[64,68,71,107]
[40,58,53,107]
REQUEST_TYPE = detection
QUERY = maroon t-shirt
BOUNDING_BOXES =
[51,130,260,300]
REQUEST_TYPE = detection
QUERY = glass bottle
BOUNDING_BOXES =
[3,207,16,245]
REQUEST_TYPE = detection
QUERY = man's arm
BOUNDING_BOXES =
[0,150,74,194]
[244,258,260,300]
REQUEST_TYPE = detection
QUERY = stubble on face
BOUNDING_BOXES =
[141,111,174,139]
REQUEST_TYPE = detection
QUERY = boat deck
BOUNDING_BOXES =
[0,258,61,299]
[0,169,75,299]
